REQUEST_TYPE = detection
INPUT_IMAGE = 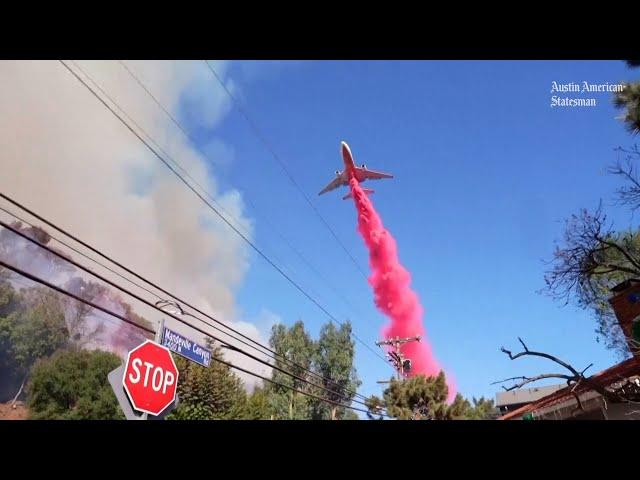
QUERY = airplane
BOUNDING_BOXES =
[318,141,393,200]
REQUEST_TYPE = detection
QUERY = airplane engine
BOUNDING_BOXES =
[361,164,367,169]
[336,170,341,176]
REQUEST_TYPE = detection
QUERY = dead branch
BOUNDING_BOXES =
[609,146,640,210]
[496,338,629,405]
[492,374,574,391]
[500,337,583,377]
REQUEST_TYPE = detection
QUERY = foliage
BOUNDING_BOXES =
[310,322,361,420]
[367,373,495,420]
[466,396,496,419]
[543,206,638,354]
[614,74,640,136]
[168,343,247,420]
[253,320,365,420]
[27,348,123,420]
[544,59,640,353]
[244,386,272,420]
[613,61,639,135]
[0,287,69,379]
[266,321,315,419]
[383,373,452,419]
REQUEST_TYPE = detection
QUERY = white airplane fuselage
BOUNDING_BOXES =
[338,142,367,184]
[318,141,393,199]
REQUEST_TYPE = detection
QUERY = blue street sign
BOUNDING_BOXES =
[162,327,212,367]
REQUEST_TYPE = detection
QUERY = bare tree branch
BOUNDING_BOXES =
[496,338,630,405]
[492,374,575,391]
[500,337,582,377]
[541,199,640,355]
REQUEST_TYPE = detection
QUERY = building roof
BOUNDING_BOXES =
[611,279,640,293]
[495,384,565,407]
[499,356,640,420]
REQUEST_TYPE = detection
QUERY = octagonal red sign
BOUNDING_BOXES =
[122,340,179,416]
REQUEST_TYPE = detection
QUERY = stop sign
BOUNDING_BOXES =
[122,340,179,416]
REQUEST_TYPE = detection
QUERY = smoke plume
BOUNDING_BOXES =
[0,60,271,387]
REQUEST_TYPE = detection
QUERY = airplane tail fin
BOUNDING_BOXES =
[343,188,374,200]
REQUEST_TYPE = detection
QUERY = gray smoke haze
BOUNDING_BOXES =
[0,60,274,386]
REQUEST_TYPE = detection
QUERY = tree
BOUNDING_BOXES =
[243,385,273,420]
[364,395,386,420]
[544,145,640,355]
[342,409,360,420]
[543,205,637,354]
[168,342,247,420]
[366,373,495,420]
[63,277,106,348]
[310,321,361,420]
[0,221,75,281]
[546,63,640,351]
[267,321,315,419]
[27,349,123,420]
[0,277,20,317]
[614,62,640,135]
[376,373,464,420]
[466,397,496,420]
[0,286,69,403]
[0,280,23,400]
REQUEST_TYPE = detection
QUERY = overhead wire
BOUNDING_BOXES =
[203,60,370,281]
[57,59,390,368]
[117,59,369,328]
[0,196,380,405]
[0,218,383,412]
[0,258,384,417]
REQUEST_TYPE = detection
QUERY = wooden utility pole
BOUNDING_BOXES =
[375,335,421,380]
[374,335,422,420]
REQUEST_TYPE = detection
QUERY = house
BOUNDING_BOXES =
[499,279,640,420]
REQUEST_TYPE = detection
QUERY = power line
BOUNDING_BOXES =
[0,218,378,411]
[0,221,380,413]
[57,59,389,368]
[54,59,390,387]
[68,61,331,322]
[71,61,339,323]
[117,60,369,325]
[202,60,370,281]
[0,196,377,404]
[0,258,381,418]
[0,258,154,335]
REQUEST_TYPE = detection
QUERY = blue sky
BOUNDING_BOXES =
[180,60,639,404]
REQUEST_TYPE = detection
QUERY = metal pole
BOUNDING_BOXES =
[156,318,165,343]
[141,318,165,421]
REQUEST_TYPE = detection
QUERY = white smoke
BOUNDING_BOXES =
[0,60,271,388]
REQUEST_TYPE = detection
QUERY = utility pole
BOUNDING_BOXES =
[374,335,422,421]
[375,335,421,380]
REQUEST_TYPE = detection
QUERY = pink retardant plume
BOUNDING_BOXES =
[348,176,456,402]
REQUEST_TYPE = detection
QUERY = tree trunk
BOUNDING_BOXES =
[11,374,27,408]
[289,390,294,419]
[331,406,337,420]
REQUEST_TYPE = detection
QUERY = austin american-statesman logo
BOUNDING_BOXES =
[550,81,626,108]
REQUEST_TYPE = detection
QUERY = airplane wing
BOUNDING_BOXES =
[356,167,394,181]
[318,176,344,196]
